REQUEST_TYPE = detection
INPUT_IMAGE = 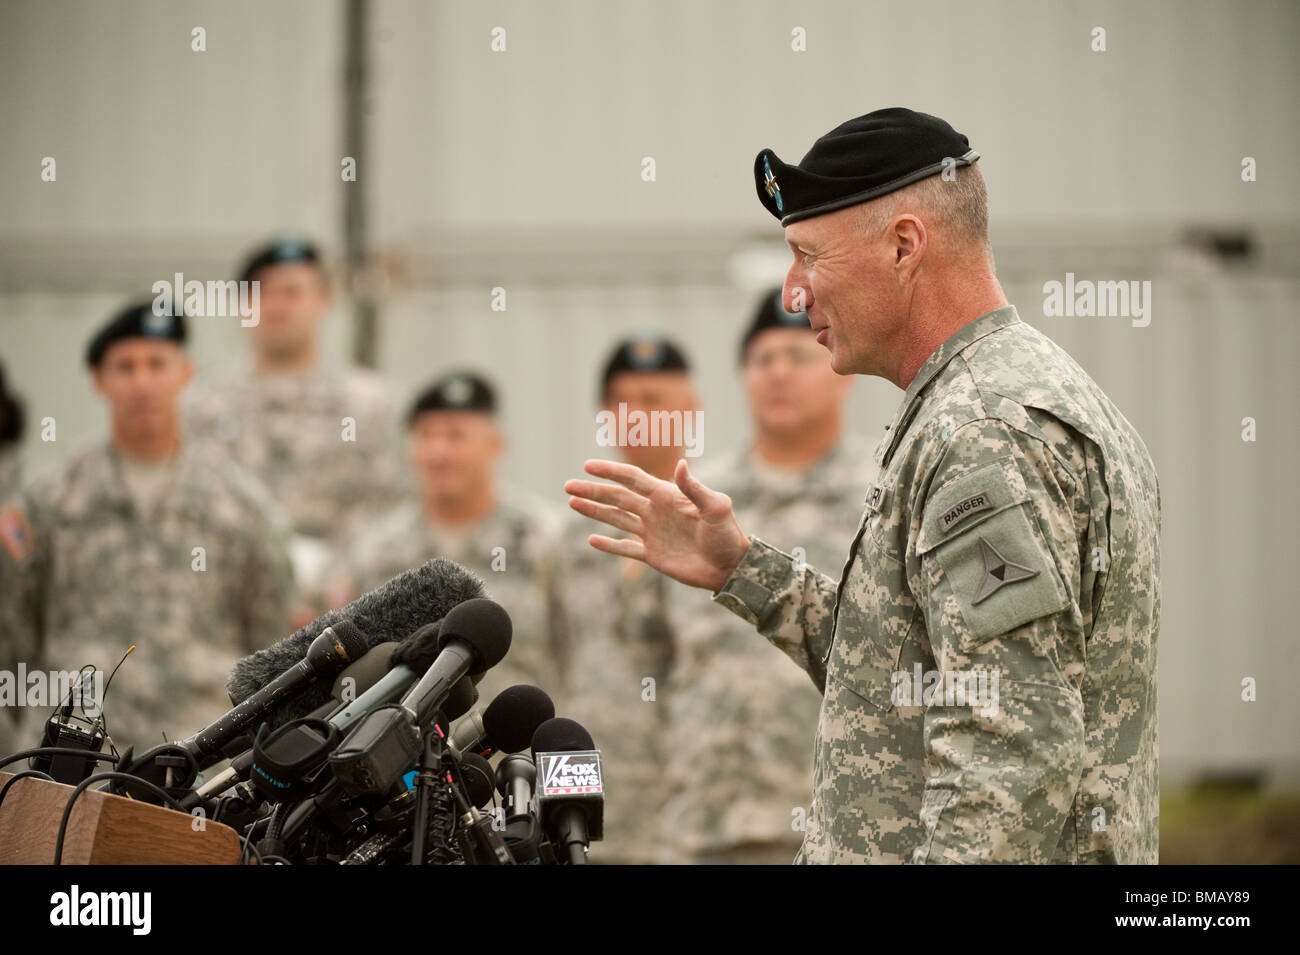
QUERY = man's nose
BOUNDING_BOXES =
[782,277,811,314]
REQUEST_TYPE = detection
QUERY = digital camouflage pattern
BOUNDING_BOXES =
[184,362,408,542]
[714,306,1161,864]
[335,490,571,710]
[663,436,872,861]
[0,441,294,753]
[559,516,680,864]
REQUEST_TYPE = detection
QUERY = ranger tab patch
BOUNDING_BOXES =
[938,489,994,535]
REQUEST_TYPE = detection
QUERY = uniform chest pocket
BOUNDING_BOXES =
[823,480,919,713]
[915,460,1069,651]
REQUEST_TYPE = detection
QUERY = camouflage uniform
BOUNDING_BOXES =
[0,452,19,507]
[0,441,294,754]
[713,306,1161,863]
[336,490,571,709]
[184,362,408,542]
[663,436,872,863]
[559,518,679,864]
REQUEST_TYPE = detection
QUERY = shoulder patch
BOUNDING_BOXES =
[972,536,1038,603]
[0,505,35,562]
[918,459,1069,648]
[937,489,995,536]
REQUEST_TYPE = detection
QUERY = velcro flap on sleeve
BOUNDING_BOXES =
[917,459,1069,647]
[917,458,1028,556]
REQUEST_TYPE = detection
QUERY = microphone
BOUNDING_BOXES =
[187,623,369,763]
[225,557,485,730]
[400,600,511,728]
[182,643,410,810]
[329,600,512,796]
[496,754,536,823]
[450,685,555,759]
[456,751,497,810]
[442,675,479,723]
[532,718,604,865]
[123,623,371,794]
[495,751,545,864]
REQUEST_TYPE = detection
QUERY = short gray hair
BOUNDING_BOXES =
[855,163,989,250]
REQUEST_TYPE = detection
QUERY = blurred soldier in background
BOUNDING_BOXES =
[0,361,24,504]
[329,371,569,706]
[662,289,870,864]
[0,361,25,757]
[0,303,294,754]
[560,334,698,864]
[184,238,407,624]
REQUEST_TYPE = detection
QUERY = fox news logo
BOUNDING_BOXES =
[539,751,603,796]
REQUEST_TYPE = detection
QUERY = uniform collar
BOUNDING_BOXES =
[101,439,206,520]
[876,305,1021,468]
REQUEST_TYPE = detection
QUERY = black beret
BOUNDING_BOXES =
[600,333,690,397]
[0,360,23,444]
[740,287,812,360]
[754,107,979,226]
[85,301,188,367]
[239,236,322,284]
[408,371,497,424]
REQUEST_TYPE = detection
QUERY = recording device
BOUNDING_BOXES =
[188,622,368,764]
[532,718,604,865]
[329,600,512,796]
[30,651,134,784]
[32,709,105,785]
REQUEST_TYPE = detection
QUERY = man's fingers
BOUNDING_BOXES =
[567,496,644,537]
[563,477,649,516]
[582,458,664,498]
[673,458,726,516]
[586,533,646,561]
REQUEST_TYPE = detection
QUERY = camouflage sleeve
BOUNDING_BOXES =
[0,486,50,680]
[908,419,1087,863]
[712,536,840,692]
[239,500,296,653]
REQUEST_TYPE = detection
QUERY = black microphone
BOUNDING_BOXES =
[225,557,485,730]
[450,685,555,759]
[400,599,511,728]
[532,718,604,865]
[456,751,496,810]
[442,675,479,723]
[495,751,545,864]
[186,622,369,764]
[182,643,409,810]
[329,600,512,796]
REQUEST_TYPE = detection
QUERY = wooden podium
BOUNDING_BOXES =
[0,771,243,865]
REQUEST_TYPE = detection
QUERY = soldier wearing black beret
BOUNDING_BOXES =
[329,367,571,725]
[1,300,294,753]
[567,106,1162,866]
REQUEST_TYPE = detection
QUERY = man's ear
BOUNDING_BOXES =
[90,366,106,397]
[890,214,928,282]
[178,354,194,389]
